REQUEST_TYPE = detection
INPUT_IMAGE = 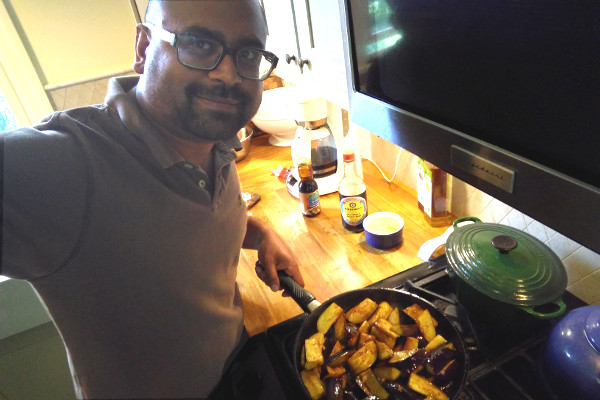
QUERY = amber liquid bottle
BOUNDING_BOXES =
[338,150,368,231]
[417,158,452,227]
[298,162,321,217]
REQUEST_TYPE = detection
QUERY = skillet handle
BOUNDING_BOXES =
[277,270,321,314]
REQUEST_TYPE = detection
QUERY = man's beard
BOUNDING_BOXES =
[175,82,257,142]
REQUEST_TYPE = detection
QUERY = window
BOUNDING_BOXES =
[0,88,19,131]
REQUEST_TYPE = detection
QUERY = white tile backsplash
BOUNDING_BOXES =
[358,127,600,305]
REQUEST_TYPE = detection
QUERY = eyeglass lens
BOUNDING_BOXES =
[177,34,274,80]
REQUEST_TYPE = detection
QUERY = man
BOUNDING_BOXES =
[1,0,303,398]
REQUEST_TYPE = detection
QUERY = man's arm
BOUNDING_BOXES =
[242,215,305,292]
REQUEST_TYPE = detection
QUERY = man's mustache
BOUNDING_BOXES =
[185,83,251,105]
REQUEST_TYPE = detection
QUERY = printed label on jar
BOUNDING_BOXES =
[300,191,321,216]
[340,196,367,225]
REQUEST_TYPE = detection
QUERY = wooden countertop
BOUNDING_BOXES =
[235,134,452,336]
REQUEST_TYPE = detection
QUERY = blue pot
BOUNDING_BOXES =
[539,305,600,400]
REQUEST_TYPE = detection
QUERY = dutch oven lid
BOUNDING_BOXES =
[445,217,567,307]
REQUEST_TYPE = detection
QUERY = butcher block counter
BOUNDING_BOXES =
[235,134,452,336]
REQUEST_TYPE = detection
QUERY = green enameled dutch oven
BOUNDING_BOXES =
[445,217,568,329]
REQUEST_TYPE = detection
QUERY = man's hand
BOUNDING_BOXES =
[243,216,304,293]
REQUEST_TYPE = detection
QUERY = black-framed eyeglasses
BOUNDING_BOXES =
[140,23,278,81]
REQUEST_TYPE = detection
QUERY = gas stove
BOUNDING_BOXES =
[210,256,585,400]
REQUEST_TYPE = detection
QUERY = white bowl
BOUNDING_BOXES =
[252,86,299,146]
[363,212,405,250]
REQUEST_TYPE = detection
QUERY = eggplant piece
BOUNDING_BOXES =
[375,340,394,360]
[318,303,345,334]
[388,307,401,325]
[394,348,430,376]
[334,315,348,342]
[346,298,378,324]
[407,372,448,400]
[301,368,326,400]
[432,359,461,388]
[347,341,378,374]
[381,381,422,400]
[357,369,390,399]
[305,332,326,370]
[367,301,394,325]
[327,348,355,367]
[424,335,447,351]
[416,309,437,342]
[427,346,456,375]
[390,324,420,337]
[325,376,344,400]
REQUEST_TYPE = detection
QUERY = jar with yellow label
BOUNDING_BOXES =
[338,150,367,231]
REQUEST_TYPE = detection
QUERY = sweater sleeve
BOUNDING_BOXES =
[2,124,88,280]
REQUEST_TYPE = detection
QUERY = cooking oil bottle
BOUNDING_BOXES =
[417,158,452,226]
[338,150,367,231]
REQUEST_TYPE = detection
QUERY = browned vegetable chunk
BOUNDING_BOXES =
[404,304,438,326]
[424,334,447,351]
[301,368,325,400]
[416,309,437,342]
[317,302,344,334]
[388,348,418,363]
[347,340,377,374]
[304,332,325,370]
[358,369,390,399]
[373,366,401,381]
[367,301,394,324]
[346,298,378,324]
[371,324,397,349]
[408,372,448,400]
[403,336,420,351]
[376,340,394,360]
[387,307,401,325]
[358,332,376,347]
[327,348,354,367]
[333,314,347,342]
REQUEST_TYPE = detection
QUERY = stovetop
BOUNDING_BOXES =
[210,256,586,400]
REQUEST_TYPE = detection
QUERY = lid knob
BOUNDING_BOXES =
[491,235,518,254]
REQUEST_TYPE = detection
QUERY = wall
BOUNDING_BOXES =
[357,126,600,305]
[6,0,136,87]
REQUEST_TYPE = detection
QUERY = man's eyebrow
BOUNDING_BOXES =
[180,25,265,49]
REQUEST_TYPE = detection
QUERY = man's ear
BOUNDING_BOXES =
[133,24,150,74]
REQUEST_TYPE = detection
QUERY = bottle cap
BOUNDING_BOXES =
[298,163,313,179]
[343,150,356,163]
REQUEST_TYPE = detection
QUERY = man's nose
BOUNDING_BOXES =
[208,53,243,85]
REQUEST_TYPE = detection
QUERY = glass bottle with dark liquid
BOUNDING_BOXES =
[338,150,367,231]
[298,162,321,217]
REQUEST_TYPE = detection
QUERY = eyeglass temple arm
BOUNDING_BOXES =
[138,23,176,46]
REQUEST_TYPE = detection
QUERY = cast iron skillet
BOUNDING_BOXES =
[276,270,468,400]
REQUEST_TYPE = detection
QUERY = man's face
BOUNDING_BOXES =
[134,1,266,142]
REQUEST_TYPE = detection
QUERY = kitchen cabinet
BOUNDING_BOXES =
[263,0,349,108]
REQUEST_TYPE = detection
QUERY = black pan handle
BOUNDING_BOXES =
[276,270,321,314]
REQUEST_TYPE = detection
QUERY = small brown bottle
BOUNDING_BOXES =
[298,162,321,217]
[338,150,368,231]
[417,158,452,226]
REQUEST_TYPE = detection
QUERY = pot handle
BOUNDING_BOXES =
[274,268,321,314]
[520,298,567,319]
[453,216,482,229]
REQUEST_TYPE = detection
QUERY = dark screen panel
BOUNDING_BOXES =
[352,0,600,188]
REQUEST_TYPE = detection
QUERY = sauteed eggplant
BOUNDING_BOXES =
[299,299,461,400]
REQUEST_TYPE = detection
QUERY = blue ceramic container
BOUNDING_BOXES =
[539,305,600,400]
[363,212,404,250]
